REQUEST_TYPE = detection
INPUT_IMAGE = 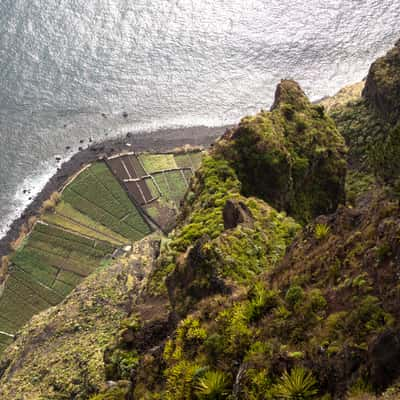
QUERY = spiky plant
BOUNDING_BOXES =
[272,367,318,399]
[314,223,330,240]
[195,370,229,400]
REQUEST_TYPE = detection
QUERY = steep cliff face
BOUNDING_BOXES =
[363,40,400,123]
[330,41,400,191]
[215,80,347,224]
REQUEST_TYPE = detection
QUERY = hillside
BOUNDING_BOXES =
[1,39,400,400]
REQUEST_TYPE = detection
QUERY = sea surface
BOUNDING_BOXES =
[0,0,399,238]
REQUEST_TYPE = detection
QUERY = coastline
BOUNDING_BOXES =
[0,125,232,258]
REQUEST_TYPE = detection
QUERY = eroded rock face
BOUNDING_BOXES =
[166,235,229,314]
[363,40,400,123]
[215,79,347,224]
[369,329,400,390]
[223,199,254,230]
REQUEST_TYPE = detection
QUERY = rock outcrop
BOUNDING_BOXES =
[363,40,400,123]
[215,79,347,224]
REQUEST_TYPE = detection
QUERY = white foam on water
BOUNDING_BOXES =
[0,156,67,240]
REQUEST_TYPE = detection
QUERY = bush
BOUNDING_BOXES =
[195,370,230,400]
[40,191,61,213]
[314,224,330,240]
[272,367,318,399]
[285,286,305,309]
[247,285,279,322]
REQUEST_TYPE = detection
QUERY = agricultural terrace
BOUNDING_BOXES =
[107,151,203,231]
[0,150,203,352]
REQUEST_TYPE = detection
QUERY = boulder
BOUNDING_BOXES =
[223,199,254,229]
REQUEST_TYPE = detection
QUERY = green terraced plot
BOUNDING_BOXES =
[0,287,41,329]
[11,267,63,305]
[52,280,74,297]
[154,170,189,205]
[57,270,82,287]
[63,164,151,240]
[174,151,203,170]
[11,248,59,287]
[43,205,127,247]
[139,154,177,173]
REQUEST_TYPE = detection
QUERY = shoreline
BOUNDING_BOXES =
[0,125,232,258]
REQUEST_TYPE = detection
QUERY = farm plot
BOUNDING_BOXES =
[107,154,147,180]
[153,170,191,206]
[0,159,158,349]
[50,201,129,246]
[174,151,203,170]
[139,153,177,174]
[63,162,151,240]
[124,179,155,205]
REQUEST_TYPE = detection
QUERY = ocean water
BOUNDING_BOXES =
[0,0,399,238]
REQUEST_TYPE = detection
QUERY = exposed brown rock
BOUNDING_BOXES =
[223,199,254,229]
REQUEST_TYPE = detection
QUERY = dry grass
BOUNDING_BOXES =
[0,256,10,283]
[10,224,28,251]
[40,191,61,213]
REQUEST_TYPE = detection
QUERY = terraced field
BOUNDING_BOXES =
[109,151,203,231]
[0,150,203,351]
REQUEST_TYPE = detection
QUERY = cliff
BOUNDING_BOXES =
[1,40,400,400]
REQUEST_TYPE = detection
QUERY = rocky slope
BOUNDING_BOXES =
[2,39,400,400]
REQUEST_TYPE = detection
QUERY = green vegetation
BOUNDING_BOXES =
[175,151,204,170]
[272,367,318,400]
[195,370,230,400]
[153,170,189,206]
[43,202,128,246]
[139,153,178,173]
[63,163,151,240]
[215,80,347,224]
[314,223,330,240]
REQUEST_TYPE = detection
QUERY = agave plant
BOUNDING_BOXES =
[195,370,229,400]
[314,223,330,240]
[272,367,318,399]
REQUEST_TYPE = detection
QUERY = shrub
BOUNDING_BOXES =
[40,191,61,213]
[314,224,330,240]
[195,370,230,400]
[0,256,9,282]
[165,360,201,400]
[247,285,279,322]
[285,286,305,309]
[272,367,318,399]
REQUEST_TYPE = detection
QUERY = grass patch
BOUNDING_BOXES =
[11,267,63,305]
[153,170,188,205]
[139,154,177,173]
[5,275,52,311]
[174,152,203,170]
[11,248,59,287]
[54,202,128,245]
[43,209,125,247]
